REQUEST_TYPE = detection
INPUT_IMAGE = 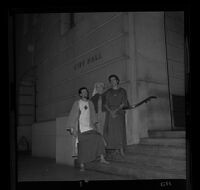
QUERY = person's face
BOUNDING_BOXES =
[96,84,104,94]
[110,77,118,87]
[80,89,88,99]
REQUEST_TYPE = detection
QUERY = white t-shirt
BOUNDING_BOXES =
[79,99,92,133]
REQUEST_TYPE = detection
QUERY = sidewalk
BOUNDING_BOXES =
[17,153,129,181]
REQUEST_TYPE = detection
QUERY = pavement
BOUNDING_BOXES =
[17,152,130,181]
[16,153,186,189]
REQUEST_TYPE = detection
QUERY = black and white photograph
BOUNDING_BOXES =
[8,7,191,189]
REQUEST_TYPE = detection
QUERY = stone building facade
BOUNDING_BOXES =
[14,12,185,159]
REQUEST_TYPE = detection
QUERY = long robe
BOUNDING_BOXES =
[104,88,129,150]
[90,93,106,135]
[66,99,105,163]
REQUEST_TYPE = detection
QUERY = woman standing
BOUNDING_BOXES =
[90,82,106,135]
[104,75,129,157]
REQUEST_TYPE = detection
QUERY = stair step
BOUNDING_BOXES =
[126,144,186,159]
[148,130,185,138]
[140,138,185,147]
[85,161,186,179]
[106,153,186,172]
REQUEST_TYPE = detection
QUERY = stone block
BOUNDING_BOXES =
[56,116,76,166]
[31,120,56,158]
[135,12,166,62]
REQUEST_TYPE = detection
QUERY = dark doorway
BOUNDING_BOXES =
[172,95,185,129]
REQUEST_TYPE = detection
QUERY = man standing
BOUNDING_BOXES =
[67,87,109,171]
[104,75,129,157]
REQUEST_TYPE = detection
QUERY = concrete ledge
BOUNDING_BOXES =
[32,120,56,158]
[56,116,76,166]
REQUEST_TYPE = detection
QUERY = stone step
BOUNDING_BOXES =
[139,138,186,147]
[148,130,186,138]
[85,161,186,179]
[106,153,186,172]
[126,144,186,159]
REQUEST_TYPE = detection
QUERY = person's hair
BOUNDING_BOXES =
[108,74,120,84]
[78,87,89,98]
